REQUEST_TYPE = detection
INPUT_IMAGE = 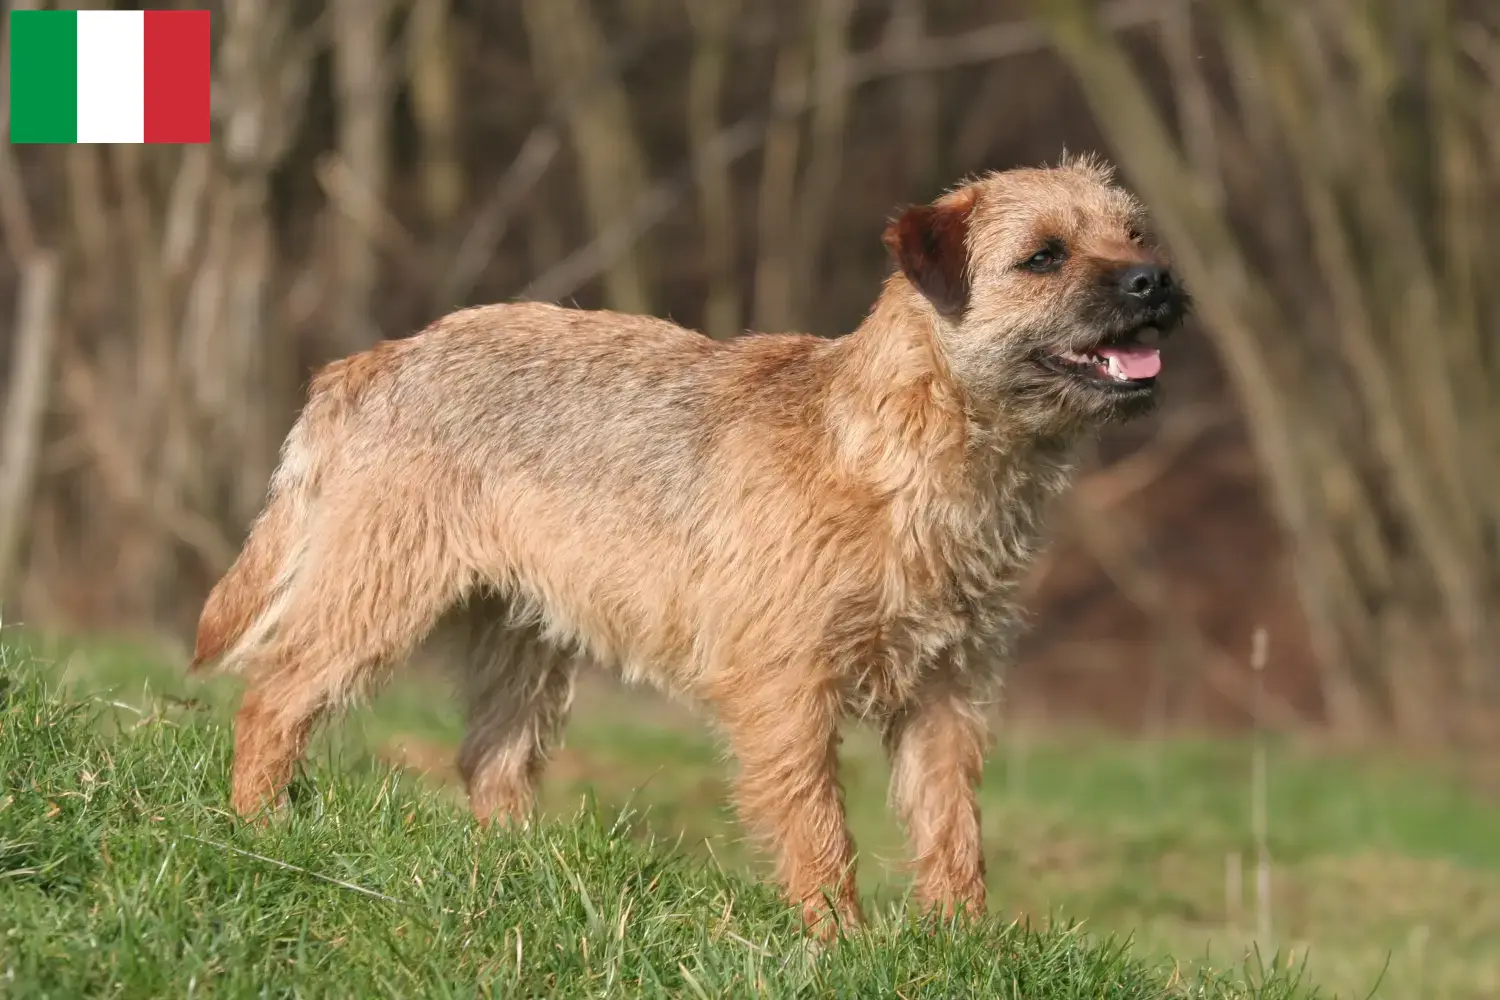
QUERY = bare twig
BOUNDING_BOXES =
[522,0,653,314]
[686,0,743,339]
[407,0,463,227]
[57,348,237,573]
[1225,850,1242,929]
[1074,404,1231,510]
[329,0,397,350]
[439,127,563,310]
[1160,0,1223,207]
[0,0,40,261]
[523,116,770,307]
[316,154,429,280]
[789,0,856,327]
[1250,628,1272,943]
[884,0,939,192]
[0,253,60,603]
[750,28,808,333]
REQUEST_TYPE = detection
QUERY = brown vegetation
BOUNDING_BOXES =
[1034,0,1500,744]
[0,0,1495,747]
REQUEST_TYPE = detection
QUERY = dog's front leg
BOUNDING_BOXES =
[884,684,990,919]
[717,682,863,938]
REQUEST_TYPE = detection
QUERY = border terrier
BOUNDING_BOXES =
[192,154,1187,935]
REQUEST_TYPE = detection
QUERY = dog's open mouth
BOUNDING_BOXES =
[1037,326,1164,392]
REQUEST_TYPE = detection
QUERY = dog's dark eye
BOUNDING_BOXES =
[1127,227,1147,245]
[1020,243,1064,273]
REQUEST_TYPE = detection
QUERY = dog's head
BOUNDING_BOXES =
[882,155,1190,435]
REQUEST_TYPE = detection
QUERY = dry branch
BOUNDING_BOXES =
[521,0,653,315]
[686,0,743,339]
[440,127,563,311]
[751,28,809,333]
[788,0,856,328]
[330,0,396,351]
[407,0,463,227]
[0,253,60,603]
[884,0,939,192]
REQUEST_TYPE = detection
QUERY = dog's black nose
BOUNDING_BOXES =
[1117,264,1174,304]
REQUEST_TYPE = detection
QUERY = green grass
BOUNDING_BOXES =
[12,630,1500,998]
[0,644,1320,999]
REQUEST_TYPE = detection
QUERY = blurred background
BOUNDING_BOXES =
[1,1,1499,994]
[2,0,1497,742]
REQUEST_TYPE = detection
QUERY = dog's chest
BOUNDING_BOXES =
[843,453,1070,712]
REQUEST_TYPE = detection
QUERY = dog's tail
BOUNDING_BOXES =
[190,385,341,675]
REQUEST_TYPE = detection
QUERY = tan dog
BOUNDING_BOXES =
[191,154,1187,936]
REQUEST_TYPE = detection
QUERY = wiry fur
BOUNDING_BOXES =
[192,158,1184,937]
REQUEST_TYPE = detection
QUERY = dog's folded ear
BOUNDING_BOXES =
[881,189,975,319]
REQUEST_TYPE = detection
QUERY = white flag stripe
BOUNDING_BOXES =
[76,11,145,144]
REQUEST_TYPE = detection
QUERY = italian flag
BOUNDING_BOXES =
[9,9,210,144]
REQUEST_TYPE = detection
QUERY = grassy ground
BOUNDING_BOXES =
[7,631,1500,998]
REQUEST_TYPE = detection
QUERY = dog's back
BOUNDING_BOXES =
[193,301,839,688]
[315,301,828,500]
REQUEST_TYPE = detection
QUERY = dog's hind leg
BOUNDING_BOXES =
[454,600,578,826]
[229,479,473,818]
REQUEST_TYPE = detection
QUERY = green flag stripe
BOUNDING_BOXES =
[10,11,78,144]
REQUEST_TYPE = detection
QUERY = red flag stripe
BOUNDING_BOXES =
[143,10,210,144]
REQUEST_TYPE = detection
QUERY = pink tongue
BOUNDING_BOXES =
[1096,345,1161,379]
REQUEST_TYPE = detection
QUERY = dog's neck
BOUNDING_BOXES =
[828,277,1078,490]
[826,279,1078,608]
